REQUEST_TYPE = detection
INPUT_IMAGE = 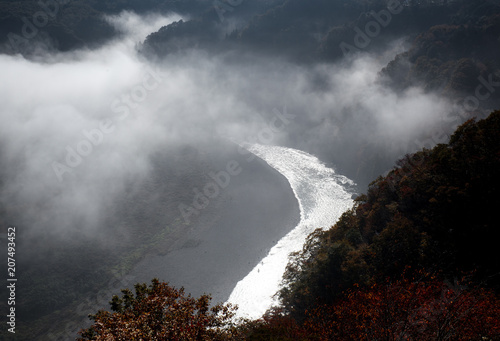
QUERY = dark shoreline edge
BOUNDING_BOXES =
[128,143,301,305]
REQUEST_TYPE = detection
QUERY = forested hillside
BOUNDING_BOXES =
[142,0,500,188]
[79,112,500,340]
[271,110,500,338]
[3,0,500,102]
[2,0,500,339]
[0,0,210,53]
[382,1,500,100]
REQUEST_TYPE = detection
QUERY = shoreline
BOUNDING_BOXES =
[226,144,355,318]
[128,143,301,305]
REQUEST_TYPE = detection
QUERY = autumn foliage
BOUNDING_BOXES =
[241,271,500,340]
[241,308,308,341]
[78,112,500,340]
[77,279,240,341]
[305,272,500,340]
[279,111,500,321]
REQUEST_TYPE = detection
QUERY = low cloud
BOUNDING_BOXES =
[0,11,455,241]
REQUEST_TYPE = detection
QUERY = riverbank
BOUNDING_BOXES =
[128,142,301,305]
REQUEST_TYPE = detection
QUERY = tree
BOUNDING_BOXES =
[305,272,500,341]
[279,111,500,322]
[78,279,240,341]
[241,308,309,341]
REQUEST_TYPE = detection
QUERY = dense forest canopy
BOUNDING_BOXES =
[1,0,500,340]
[79,111,500,340]
[279,110,500,316]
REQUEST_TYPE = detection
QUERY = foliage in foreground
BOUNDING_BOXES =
[78,273,500,341]
[78,111,500,340]
[305,272,500,340]
[242,271,500,341]
[77,279,240,341]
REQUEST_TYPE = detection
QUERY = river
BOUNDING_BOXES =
[227,144,355,319]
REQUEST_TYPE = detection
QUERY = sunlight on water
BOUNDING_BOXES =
[227,144,355,319]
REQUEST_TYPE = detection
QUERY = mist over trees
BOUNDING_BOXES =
[78,111,500,340]
[278,111,500,320]
[141,0,500,186]
[0,0,499,340]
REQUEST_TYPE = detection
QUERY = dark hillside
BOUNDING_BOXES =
[75,111,500,340]
[279,110,500,321]
[0,0,213,54]
[382,1,500,101]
